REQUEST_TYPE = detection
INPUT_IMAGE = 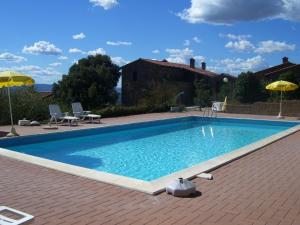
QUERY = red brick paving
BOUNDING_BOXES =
[1,113,300,224]
[0,111,298,137]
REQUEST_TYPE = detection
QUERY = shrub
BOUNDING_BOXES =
[137,80,181,107]
[94,105,169,118]
[0,87,51,125]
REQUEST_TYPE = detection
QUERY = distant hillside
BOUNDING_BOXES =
[116,87,122,104]
[34,84,121,96]
[35,84,53,92]
[116,87,121,94]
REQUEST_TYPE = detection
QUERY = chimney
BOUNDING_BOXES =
[282,57,289,64]
[190,58,195,68]
[201,61,206,70]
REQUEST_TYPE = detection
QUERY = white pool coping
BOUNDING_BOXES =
[0,116,300,195]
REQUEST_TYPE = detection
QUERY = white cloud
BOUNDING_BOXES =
[87,48,106,56]
[255,40,296,54]
[184,37,201,46]
[23,41,62,55]
[193,36,201,43]
[184,40,191,46]
[69,48,85,54]
[152,49,160,54]
[220,33,252,41]
[213,56,267,75]
[178,0,300,25]
[165,48,206,66]
[69,47,106,56]
[225,40,255,52]
[111,56,129,66]
[90,0,118,10]
[49,62,62,67]
[0,65,61,83]
[166,48,194,57]
[221,34,296,54]
[194,55,205,62]
[58,56,68,60]
[0,52,27,63]
[166,48,194,64]
[281,0,300,21]
[221,33,254,52]
[106,41,132,46]
[72,32,86,40]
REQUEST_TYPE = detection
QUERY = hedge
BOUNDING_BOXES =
[94,105,169,118]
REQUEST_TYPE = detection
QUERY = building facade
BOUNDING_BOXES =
[121,58,233,106]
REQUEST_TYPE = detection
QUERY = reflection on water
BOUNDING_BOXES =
[201,126,215,138]
[210,126,214,138]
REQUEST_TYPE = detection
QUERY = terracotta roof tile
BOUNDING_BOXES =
[142,59,219,78]
[122,58,220,78]
[264,64,300,77]
[254,62,296,77]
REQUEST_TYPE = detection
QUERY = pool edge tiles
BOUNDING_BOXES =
[0,116,300,195]
[0,116,197,147]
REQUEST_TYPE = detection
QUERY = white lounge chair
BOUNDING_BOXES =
[0,206,34,225]
[212,101,224,112]
[49,104,79,126]
[72,102,101,124]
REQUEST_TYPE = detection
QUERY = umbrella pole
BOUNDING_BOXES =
[278,90,283,119]
[7,86,19,137]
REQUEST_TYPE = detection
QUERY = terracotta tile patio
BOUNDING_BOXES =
[1,112,300,225]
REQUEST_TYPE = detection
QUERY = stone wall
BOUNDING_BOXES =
[226,100,300,117]
[122,59,215,106]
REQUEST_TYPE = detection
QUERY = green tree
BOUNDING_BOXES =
[194,78,211,107]
[218,82,232,101]
[234,72,268,103]
[279,71,298,83]
[53,55,120,109]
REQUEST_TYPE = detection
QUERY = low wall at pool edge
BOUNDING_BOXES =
[226,100,300,117]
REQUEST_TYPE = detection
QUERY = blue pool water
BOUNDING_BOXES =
[0,117,298,181]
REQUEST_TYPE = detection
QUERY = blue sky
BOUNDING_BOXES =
[0,0,300,84]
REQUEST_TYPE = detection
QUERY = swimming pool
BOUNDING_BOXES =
[0,116,299,193]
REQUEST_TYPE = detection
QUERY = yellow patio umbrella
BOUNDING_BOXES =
[0,71,35,136]
[266,80,298,119]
